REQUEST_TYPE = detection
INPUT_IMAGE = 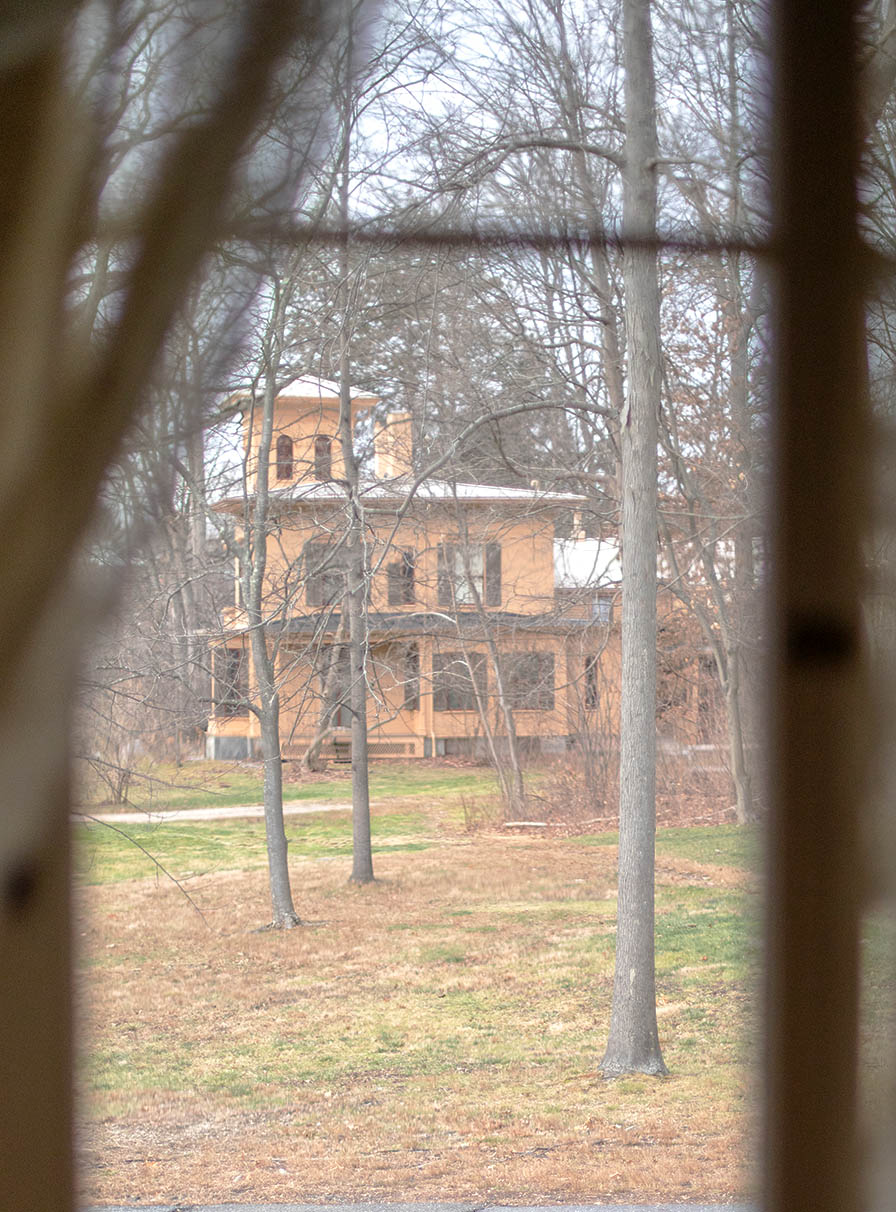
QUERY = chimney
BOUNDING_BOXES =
[374,412,413,479]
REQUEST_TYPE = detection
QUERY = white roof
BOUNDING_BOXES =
[276,375,378,402]
[228,376,379,403]
[267,474,587,507]
[554,538,621,587]
[217,474,587,511]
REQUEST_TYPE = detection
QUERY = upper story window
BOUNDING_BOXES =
[314,434,332,480]
[304,540,348,608]
[275,434,293,480]
[592,595,613,623]
[387,551,415,605]
[437,542,501,608]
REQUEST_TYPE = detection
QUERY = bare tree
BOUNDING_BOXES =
[599,0,667,1077]
[336,11,377,882]
[242,315,305,927]
[655,0,767,825]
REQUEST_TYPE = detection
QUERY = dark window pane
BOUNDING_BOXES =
[387,551,415,605]
[214,646,248,716]
[275,434,293,480]
[437,543,454,606]
[501,651,554,710]
[584,654,599,710]
[485,542,502,606]
[402,643,420,710]
[433,650,487,711]
[304,541,347,607]
[314,434,332,480]
[436,542,499,607]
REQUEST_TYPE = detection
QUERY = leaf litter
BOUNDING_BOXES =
[77,828,757,1206]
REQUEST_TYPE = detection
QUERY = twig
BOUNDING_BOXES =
[79,815,210,927]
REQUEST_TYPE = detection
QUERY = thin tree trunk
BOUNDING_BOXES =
[246,361,301,927]
[461,638,513,798]
[257,698,300,926]
[301,726,333,772]
[727,293,763,821]
[301,615,350,771]
[455,516,526,815]
[724,0,761,823]
[724,646,755,825]
[346,522,374,883]
[600,0,666,1078]
[483,645,526,815]
[336,40,375,883]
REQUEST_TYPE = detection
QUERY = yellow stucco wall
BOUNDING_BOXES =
[265,628,618,759]
[261,505,559,618]
[239,391,377,492]
[208,385,617,759]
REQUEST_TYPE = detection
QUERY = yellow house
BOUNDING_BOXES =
[207,376,618,761]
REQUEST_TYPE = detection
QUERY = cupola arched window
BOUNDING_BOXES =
[314,434,332,480]
[275,434,293,480]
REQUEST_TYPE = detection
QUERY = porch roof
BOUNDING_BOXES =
[278,609,601,638]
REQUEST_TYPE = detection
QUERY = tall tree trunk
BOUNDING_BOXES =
[336,42,375,883]
[345,513,374,883]
[246,361,301,927]
[724,643,756,826]
[256,683,300,927]
[600,0,666,1077]
[724,0,762,823]
[729,302,762,824]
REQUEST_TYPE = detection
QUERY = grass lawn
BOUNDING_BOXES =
[76,783,761,1207]
[75,757,502,814]
[76,811,434,886]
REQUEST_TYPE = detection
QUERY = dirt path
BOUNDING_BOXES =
[73,800,352,824]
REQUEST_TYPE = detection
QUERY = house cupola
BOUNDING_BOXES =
[237,375,379,488]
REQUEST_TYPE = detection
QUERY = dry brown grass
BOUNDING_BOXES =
[77,833,756,1206]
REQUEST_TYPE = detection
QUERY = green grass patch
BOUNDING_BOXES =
[81,819,760,1203]
[655,894,757,975]
[570,830,619,847]
[75,758,500,813]
[572,822,759,871]
[418,943,467,964]
[75,811,431,885]
[365,764,501,803]
[76,760,269,812]
[656,823,760,869]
